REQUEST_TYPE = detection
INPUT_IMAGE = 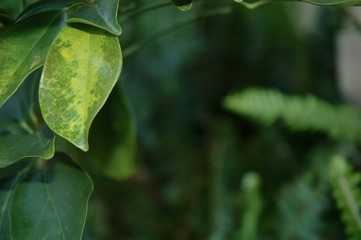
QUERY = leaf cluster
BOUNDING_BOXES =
[0,0,360,239]
[0,0,128,238]
[224,88,361,142]
[329,156,361,240]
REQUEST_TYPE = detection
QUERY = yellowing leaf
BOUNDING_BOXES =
[39,25,122,151]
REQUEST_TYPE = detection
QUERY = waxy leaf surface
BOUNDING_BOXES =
[0,11,66,107]
[40,25,122,151]
[10,154,93,239]
[68,0,121,35]
[0,129,55,168]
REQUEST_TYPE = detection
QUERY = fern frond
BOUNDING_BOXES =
[234,172,262,240]
[277,172,328,240]
[223,88,361,142]
[329,156,361,240]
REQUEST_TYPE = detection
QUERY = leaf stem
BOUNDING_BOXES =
[122,6,232,58]
[118,2,173,22]
[118,0,227,23]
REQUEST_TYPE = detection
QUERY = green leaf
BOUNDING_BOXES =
[289,0,361,6]
[16,0,79,22]
[234,172,262,240]
[0,0,22,18]
[40,25,122,151]
[89,83,136,180]
[0,70,40,132]
[238,0,361,6]
[277,171,328,240]
[0,128,55,168]
[68,0,121,35]
[10,154,93,239]
[0,71,55,168]
[223,88,361,142]
[0,167,27,239]
[0,11,66,108]
[329,156,361,240]
[0,13,13,30]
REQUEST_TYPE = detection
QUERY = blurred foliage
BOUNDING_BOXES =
[2,0,361,239]
[85,0,361,239]
[329,156,361,240]
[223,88,361,142]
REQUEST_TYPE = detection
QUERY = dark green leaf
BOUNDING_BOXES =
[0,11,66,107]
[0,71,55,168]
[10,154,93,239]
[0,167,27,239]
[40,24,122,151]
[0,13,13,29]
[0,0,21,18]
[0,71,39,130]
[296,0,361,5]
[239,0,361,6]
[16,0,79,22]
[89,83,136,180]
[68,0,121,35]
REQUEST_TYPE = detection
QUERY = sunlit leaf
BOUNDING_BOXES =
[68,0,121,35]
[10,154,93,239]
[40,24,122,151]
[89,83,136,180]
[0,11,66,107]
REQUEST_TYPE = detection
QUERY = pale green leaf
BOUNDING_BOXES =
[68,0,121,35]
[0,11,66,107]
[10,154,93,239]
[40,25,122,151]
